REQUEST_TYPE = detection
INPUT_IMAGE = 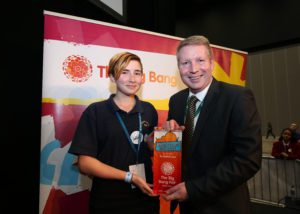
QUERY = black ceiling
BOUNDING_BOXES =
[42,0,300,52]
[173,0,300,51]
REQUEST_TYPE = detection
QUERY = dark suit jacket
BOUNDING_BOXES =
[168,78,262,214]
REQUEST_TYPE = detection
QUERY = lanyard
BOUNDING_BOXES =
[115,111,142,163]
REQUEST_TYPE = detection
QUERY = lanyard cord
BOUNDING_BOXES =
[184,100,203,118]
[115,112,142,163]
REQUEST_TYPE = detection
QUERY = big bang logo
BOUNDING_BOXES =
[63,55,93,82]
[62,55,179,87]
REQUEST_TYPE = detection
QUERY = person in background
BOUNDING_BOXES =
[266,122,276,139]
[271,128,300,160]
[289,122,300,143]
[68,52,159,214]
[161,35,262,214]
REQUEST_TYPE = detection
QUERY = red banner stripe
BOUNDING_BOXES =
[44,15,180,55]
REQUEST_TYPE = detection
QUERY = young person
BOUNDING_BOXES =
[162,35,262,214]
[289,122,300,142]
[272,128,300,159]
[69,52,159,214]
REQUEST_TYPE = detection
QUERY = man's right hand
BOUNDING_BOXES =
[162,119,185,131]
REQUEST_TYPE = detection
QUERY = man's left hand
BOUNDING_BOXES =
[162,182,189,202]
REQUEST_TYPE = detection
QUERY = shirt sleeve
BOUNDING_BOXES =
[68,105,99,157]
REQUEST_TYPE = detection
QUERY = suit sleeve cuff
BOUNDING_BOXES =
[185,180,200,202]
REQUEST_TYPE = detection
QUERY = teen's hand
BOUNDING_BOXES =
[131,174,158,197]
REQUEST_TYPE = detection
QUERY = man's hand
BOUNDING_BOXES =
[162,182,189,202]
[145,132,155,151]
[162,119,185,131]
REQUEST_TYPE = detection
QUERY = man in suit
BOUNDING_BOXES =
[162,35,262,214]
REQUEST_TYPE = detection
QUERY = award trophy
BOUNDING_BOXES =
[153,129,182,194]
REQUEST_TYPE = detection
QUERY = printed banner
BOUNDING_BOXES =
[40,10,247,214]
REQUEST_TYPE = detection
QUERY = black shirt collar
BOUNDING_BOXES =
[108,94,143,114]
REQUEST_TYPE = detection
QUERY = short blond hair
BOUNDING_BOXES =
[108,52,143,80]
[176,35,213,61]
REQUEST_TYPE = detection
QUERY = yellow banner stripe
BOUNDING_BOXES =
[42,98,170,110]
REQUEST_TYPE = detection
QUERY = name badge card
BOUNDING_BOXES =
[129,163,146,189]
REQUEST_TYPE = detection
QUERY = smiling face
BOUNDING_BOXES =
[110,60,143,96]
[177,44,214,93]
[282,129,292,143]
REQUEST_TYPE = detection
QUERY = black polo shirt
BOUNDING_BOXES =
[69,94,159,212]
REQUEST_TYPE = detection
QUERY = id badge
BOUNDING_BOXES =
[129,163,146,188]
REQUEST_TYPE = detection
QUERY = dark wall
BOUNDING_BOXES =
[175,0,300,51]
[247,44,300,136]
[3,2,43,213]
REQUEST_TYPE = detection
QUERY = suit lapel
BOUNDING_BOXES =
[190,79,220,152]
[177,89,189,125]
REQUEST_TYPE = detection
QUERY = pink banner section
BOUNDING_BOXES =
[44,14,180,55]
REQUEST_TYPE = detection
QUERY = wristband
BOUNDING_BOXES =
[124,171,133,183]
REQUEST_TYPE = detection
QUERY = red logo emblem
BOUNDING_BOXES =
[63,55,92,82]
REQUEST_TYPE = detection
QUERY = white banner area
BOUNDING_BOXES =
[43,40,183,102]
